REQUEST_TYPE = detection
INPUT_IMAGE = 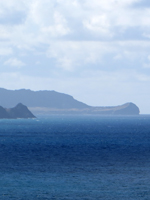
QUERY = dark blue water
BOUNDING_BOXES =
[0,115,150,199]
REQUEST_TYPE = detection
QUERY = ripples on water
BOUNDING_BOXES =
[0,115,150,199]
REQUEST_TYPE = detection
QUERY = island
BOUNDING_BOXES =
[0,103,36,119]
[0,88,140,115]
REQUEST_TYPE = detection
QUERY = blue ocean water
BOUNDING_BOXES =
[0,115,150,199]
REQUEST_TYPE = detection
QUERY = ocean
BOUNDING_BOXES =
[0,115,150,200]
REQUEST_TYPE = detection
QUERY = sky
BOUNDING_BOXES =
[0,0,150,113]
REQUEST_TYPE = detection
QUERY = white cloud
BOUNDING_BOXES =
[45,40,150,71]
[0,26,10,39]
[143,55,150,68]
[41,11,70,37]
[143,33,150,38]
[4,58,25,68]
[0,46,13,56]
[0,0,149,49]
[83,14,113,37]
[47,41,116,70]
[0,0,149,54]
[0,0,150,113]
[113,54,122,60]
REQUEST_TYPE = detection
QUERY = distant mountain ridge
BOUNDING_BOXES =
[0,88,140,115]
[0,88,89,109]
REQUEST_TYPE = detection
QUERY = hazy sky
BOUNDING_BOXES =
[0,0,150,113]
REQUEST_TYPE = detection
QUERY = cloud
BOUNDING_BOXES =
[0,0,150,113]
[0,0,149,56]
[0,0,149,48]
[0,46,12,56]
[83,14,113,38]
[46,41,116,70]
[113,54,122,60]
[45,40,150,72]
[4,58,26,68]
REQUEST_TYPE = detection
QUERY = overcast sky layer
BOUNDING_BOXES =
[0,0,150,113]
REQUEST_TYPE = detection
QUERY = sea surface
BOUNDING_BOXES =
[0,115,150,200]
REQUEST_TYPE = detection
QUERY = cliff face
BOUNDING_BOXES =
[0,103,36,119]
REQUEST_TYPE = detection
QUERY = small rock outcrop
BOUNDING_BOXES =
[0,103,36,119]
[0,106,9,118]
